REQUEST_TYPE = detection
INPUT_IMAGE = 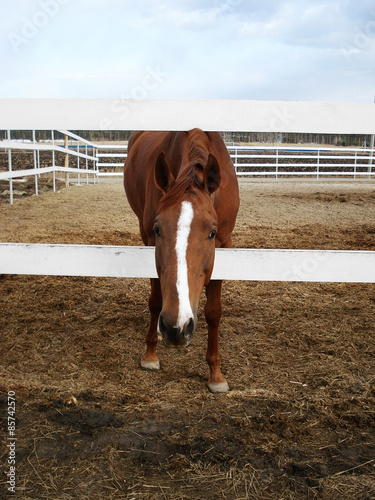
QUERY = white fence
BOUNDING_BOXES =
[0,98,374,284]
[96,143,127,178]
[1,99,374,197]
[2,136,374,192]
[0,244,374,283]
[231,145,374,179]
[0,99,374,134]
[0,129,98,204]
[95,144,375,179]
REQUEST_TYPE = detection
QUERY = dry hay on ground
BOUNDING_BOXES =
[1,180,375,499]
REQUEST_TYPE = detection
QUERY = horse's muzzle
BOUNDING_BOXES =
[158,314,195,347]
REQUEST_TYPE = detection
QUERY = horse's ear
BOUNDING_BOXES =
[204,154,221,193]
[154,151,174,193]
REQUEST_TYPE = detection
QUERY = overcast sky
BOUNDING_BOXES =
[1,0,374,102]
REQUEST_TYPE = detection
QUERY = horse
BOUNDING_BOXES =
[123,128,239,392]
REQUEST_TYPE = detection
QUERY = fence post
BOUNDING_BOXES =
[94,146,98,184]
[7,130,13,205]
[76,139,80,186]
[64,134,69,188]
[317,149,320,180]
[368,134,374,179]
[32,130,38,196]
[85,144,89,184]
[51,130,56,191]
[275,148,279,179]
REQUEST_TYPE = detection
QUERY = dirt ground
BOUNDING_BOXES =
[1,178,375,499]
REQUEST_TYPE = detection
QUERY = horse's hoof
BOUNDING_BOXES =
[140,359,160,371]
[207,381,230,393]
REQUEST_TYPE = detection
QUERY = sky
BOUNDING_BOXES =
[1,0,374,103]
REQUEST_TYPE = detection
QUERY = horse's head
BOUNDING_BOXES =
[153,152,221,347]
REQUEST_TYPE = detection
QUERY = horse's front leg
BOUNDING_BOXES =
[205,279,229,393]
[141,278,162,371]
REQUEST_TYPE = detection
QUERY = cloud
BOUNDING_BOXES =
[0,0,374,102]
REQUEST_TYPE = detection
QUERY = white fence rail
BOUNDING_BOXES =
[96,144,127,178]
[0,99,374,134]
[1,243,374,283]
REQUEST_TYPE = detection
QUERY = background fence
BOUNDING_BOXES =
[0,129,98,204]
[94,143,375,179]
[1,134,374,203]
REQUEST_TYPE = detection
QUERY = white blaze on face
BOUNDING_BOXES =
[175,201,194,329]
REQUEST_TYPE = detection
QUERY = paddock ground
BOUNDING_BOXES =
[1,179,375,499]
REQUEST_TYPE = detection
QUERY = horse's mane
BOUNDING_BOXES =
[156,130,213,213]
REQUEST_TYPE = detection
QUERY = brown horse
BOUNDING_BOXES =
[124,129,239,392]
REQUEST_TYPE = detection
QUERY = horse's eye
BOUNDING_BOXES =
[208,229,217,240]
[154,225,161,238]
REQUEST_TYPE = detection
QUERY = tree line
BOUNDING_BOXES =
[1,130,372,147]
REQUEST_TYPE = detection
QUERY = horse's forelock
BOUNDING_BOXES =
[156,164,204,213]
[156,129,212,213]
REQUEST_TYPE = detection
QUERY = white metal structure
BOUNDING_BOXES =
[0,98,374,284]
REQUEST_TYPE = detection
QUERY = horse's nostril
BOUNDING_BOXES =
[171,327,183,346]
[159,314,181,344]
[159,314,195,346]
[185,318,195,337]
[158,314,166,335]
